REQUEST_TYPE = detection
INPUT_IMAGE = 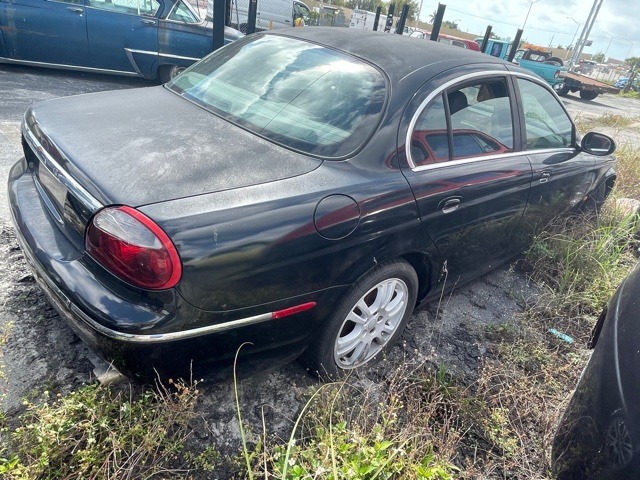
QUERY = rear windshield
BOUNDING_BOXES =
[167,34,386,158]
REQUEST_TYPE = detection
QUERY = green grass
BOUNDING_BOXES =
[619,90,640,100]
[250,373,458,479]
[525,207,639,318]
[0,380,217,479]
[574,112,639,133]
[614,146,640,199]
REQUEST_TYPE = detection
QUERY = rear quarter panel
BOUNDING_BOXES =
[140,159,428,314]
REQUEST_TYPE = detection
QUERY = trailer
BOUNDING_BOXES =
[349,9,377,30]
[557,72,619,101]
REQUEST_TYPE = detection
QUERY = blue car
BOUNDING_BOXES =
[614,77,630,88]
[0,0,243,81]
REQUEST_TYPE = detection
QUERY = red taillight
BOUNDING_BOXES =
[85,206,182,290]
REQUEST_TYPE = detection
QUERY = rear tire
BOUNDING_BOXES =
[159,65,186,83]
[579,90,599,101]
[306,259,418,378]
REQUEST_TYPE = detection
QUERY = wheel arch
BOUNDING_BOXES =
[605,174,617,198]
[400,251,435,303]
[344,249,436,307]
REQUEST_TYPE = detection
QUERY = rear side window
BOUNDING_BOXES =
[168,35,386,158]
[410,78,514,167]
[88,0,160,15]
[517,78,572,150]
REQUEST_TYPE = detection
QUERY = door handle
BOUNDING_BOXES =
[67,6,84,13]
[441,197,461,214]
[539,171,552,184]
[141,18,157,25]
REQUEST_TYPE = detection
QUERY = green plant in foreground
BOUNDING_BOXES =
[526,205,639,317]
[614,146,640,199]
[0,379,208,479]
[240,368,458,480]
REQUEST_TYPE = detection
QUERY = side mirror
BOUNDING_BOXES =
[581,132,616,156]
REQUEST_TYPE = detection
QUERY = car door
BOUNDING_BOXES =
[85,0,160,76]
[158,0,212,65]
[0,0,90,66]
[516,76,596,235]
[399,73,532,285]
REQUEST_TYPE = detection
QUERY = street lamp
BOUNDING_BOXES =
[522,0,542,31]
[602,32,622,62]
[625,42,635,62]
[565,16,581,60]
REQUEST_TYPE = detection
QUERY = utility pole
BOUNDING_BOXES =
[569,0,603,70]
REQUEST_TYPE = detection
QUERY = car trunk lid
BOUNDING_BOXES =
[25,86,322,209]
[22,86,322,249]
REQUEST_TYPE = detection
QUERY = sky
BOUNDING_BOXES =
[414,0,640,62]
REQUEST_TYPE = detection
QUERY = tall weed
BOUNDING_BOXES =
[526,205,638,318]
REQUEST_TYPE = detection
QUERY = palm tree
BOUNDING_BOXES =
[428,10,437,24]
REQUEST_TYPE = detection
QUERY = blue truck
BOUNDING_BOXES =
[475,39,566,91]
[476,38,618,100]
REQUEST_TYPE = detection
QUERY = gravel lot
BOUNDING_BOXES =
[1,62,639,460]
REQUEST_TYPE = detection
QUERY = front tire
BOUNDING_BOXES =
[306,259,418,378]
[557,84,571,96]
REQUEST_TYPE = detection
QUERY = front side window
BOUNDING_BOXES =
[517,78,572,150]
[168,0,201,22]
[293,2,310,21]
[410,78,514,167]
[168,35,386,158]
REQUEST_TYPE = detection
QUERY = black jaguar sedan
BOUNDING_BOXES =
[8,28,616,379]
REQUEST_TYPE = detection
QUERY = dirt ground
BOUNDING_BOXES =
[0,62,638,464]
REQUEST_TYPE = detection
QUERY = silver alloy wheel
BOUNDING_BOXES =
[333,277,409,369]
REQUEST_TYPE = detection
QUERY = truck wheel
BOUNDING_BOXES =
[556,84,571,97]
[580,90,599,101]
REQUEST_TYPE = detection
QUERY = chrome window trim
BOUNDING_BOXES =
[410,148,575,173]
[405,70,571,171]
[23,124,103,213]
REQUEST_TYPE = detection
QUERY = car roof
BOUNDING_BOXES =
[264,27,510,85]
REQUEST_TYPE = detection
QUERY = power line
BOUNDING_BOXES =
[434,5,627,40]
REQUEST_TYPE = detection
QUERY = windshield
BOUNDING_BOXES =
[167,35,387,158]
